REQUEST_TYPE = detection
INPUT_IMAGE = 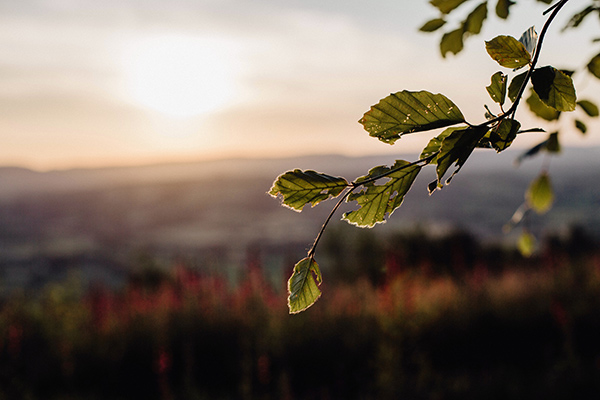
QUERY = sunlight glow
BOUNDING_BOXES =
[122,34,238,118]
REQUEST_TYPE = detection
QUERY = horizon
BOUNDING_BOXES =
[1,1,598,170]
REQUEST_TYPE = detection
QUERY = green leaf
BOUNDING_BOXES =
[508,71,528,103]
[518,26,538,56]
[496,0,516,20]
[288,257,322,314]
[486,71,507,105]
[531,66,577,112]
[485,35,531,69]
[526,172,553,214]
[359,91,465,144]
[575,119,587,135]
[490,119,520,152]
[577,100,599,117]
[419,126,463,161]
[517,232,536,257]
[526,90,560,121]
[343,160,421,227]
[587,53,600,80]
[546,132,561,153]
[430,0,469,14]
[464,2,488,35]
[420,18,446,32]
[440,28,464,57]
[269,170,348,211]
[434,125,489,190]
[563,5,596,31]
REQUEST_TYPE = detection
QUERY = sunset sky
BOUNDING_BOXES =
[1,0,598,170]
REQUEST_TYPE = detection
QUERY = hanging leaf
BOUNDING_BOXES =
[526,172,554,214]
[419,126,463,161]
[464,2,488,35]
[518,26,538,56]
[485,35,531,69]
[575,120,587,135]
[269,170,348,211]
[440,28,464,57]
[359,91,465,144]
[546,132,561,153]
[420,18,446,32]
[526,90,560,121]
[343,160,421,227]
[434,125,489,190]
[517,231,536,257]
[288,257,322,314]
[508,71,528,103]
[587,53,600,80]
[496,0,516,19]
[531,66,577,112]
[577,100,599,117]
[515,139,549,165]
[486,71,507,105]
[430,0,469,14]
[490,119,521,152]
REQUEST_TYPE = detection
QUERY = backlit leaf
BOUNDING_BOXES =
[440,28,464,57]
[288,257,322,314]
[420,18,446,32]
[343,160,421,227]
[419,126,463,161]
[269,170,348,211]
[526,90,560,121]
[485,35,531,69]
[496,0,516,19]
[517,232,536,257]
[464,2,488,34]
[531,66,577,112]
[486,71,507,105]
[430,0,469,14]
[490,119,520,152]
[359,91,465,144]
[577,100,599,117]
[518,26,538,56]
[508,71,528,103]
[434,125,489,190]
[546,132,561,153]
[575,120,587,135]
[587,53,600,80]
[526,172,553,214]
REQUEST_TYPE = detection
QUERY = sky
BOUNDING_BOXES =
[0,0,598,170]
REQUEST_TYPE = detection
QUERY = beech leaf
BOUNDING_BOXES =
[420,18,446,32]
[485,35,531,69]
[288,257,322,314]
[430,0,469,14]
[588,53,600,80]
[269,170,348,211]
[577,100,599,117]
[359,91,465,144]
[526,172,554,214]
[531,66,577,112]
[486,71,507,105]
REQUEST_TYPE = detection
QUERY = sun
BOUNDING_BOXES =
[122,34,238,118]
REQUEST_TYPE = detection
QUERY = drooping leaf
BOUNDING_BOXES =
[486,71,507,105]
[587,53,600,80]
[515,139,549,165]
[563,5,596,31]
[485,35,531,69]
[269,170,348,211]
[434,125,489,190]
[496,0,516,20]
[440,28,464,57]
[420,18,446,32]
[464,2,488,35]
[359,91,465,144]
[546,132,561,153]
[518,26,538,56]
[517,231,536,257]
[288,257,322,314]
[419,126,463,161]
[577,100,599,117]
[575,119,587,135]
[343,160,421,227]
[490,119,520,152]
[526,172,554,214]
[526,90,560,121]
[531,66,577,112]
[430,0,469,14]
[508,71,528,103]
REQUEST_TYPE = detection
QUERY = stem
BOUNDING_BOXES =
[307,188,352,258]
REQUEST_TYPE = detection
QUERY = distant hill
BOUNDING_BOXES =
[0,147,598,292]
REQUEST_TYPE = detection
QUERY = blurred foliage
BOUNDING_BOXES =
[0,228,599,399]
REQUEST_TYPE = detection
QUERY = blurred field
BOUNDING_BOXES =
[0,228,599,400]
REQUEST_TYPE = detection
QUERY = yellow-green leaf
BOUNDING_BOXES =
[531,66,577,112]
[490,119,520,152]
[359,91,465,144]
[588,53,600,79]
[485,35,531,69]
[269,170,348,211]
[464,2,488,35]
[508,71,528,103]
[577,100,599,117]
[517,232,536,257]
[486,71,507,105]
[526,172,553,214]
[526,90,560,121]
[430,0,469,14]
[575,119,587,135]
[420,18,446,32]
[288,257,322,314]
[496,0,515,19]
[440,28,464,57]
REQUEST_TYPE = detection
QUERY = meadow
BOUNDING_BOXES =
[0,228,599,399]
